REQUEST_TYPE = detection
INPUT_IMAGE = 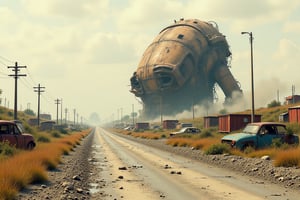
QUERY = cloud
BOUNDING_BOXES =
[117,0,184,32]
[22,0,109,19]
[283,21,300,34]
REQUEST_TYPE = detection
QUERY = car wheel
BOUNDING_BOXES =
[27,142,35,150]
[241,143,255,151]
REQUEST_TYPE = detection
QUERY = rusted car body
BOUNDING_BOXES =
[0,120,35,149]
[221,122,299,150]
[130,18,242,119]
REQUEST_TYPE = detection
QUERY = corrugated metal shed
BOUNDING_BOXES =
[203,116,219,128]
[279,112,289,122]
[163,120,179,129]
[288,106,300,123]
[218,114,261,133]
[135,122,150,130]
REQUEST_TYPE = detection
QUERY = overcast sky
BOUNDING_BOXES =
[0,0,300,123]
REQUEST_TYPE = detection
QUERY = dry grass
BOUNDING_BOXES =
[131,132,164,139]
[165,137,220,150]
[273,148,300,167]
[0,129,90,200]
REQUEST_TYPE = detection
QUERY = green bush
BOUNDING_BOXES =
[199,129,213,138]
[286,123,300,135]
[0,141,17,157]
[205,143,230,155]
[51,131,61,138]
[267,100,281,108]
[37,136,51,143]
[243,146,255,154]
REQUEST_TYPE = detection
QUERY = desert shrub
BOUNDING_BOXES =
[286,123,300,135]
[271,138,283,148]
[0,141,17,157]
[37,136,50,143]
[51,131,61,138]
[267,100,281,108]
[59,128,68,134]
[7,111,13,117]
[205,143,230,155]
[243,146,255,154]
[199,129,213,138]
[274,148,300,167]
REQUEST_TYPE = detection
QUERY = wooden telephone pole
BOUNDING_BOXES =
[8,62,26,120]
[34,84,45,126]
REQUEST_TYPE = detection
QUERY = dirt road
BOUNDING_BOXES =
[90,127,300,200]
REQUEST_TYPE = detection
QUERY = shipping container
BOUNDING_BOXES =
[218,114,261,133]
[203,116,219,128]
[288,106,300,123]
[163,120,179,129]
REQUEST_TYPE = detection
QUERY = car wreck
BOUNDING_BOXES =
[221,122,299,150]
[170,127,200,136]
[0,120,36,150]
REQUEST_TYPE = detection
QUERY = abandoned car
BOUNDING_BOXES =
[170,127,200,136]
[0,120,36,149]
[221,122,299,150]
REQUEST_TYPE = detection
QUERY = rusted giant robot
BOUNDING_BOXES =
[130,18,242,119]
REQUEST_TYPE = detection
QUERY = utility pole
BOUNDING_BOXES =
[292,85,295,104]
[55,99,61,125]
[34,84,45,126]
[65,108,68,125]
[132,104,135,125]
[241,32,255,123]
[60,98,63,125]
[8,62,27,120]
[73,109,76,127]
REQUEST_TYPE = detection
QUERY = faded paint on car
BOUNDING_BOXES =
[221,122,299,150]
[0,120,36,149]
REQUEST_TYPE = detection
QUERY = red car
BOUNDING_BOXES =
[0,120,35,149]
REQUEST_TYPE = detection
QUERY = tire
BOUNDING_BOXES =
[27,142,35,150]
[241,143,255,151]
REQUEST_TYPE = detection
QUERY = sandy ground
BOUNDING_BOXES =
[18,128,300,200]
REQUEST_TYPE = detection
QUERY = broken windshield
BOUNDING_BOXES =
[243,124,259,134]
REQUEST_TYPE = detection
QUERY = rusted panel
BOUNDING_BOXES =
[163,120,179,129]
[288,106,300,123]
[203,116,218,128]
[135,122,150,130]
[218,114,261,133]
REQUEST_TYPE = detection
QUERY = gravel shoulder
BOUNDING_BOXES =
[18,129,300,200]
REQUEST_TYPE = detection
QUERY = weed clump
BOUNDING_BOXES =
[205,143,230,155]
[0,141,17,157]
[51,131,61,138]
[37,136,50,143]
[274,148,300,167]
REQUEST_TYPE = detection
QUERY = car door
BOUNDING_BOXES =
[0,124,18,147]
[257,125,279,148]
[10,124,25,148]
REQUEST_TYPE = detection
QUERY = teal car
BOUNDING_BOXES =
[221,122,299,150]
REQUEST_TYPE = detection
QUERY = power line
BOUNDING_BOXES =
[25,67,37,86]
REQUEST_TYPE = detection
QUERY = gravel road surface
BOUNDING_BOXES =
[18,127,300,200]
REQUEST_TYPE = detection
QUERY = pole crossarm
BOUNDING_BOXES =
[34,84,45,126]
[7,62,27,120]
[55,99,61,125]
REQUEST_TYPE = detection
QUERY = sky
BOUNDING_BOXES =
[0,0,300,124]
